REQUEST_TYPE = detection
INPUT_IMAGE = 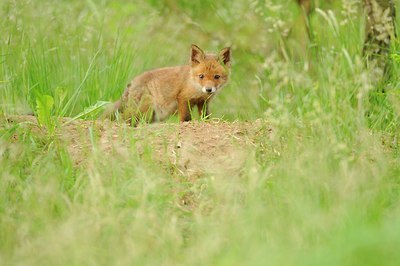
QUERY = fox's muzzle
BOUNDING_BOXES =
[202,87,216,94]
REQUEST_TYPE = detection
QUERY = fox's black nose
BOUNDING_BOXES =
[206,87,213,93]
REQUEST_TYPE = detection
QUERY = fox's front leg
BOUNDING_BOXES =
[178,99,191,122]
[197,100,210,119]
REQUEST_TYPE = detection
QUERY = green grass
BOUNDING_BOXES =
[1,0,400,265]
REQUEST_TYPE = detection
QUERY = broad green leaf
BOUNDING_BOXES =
[36,94,54,127]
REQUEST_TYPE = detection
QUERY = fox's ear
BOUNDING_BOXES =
[191,44,205,65]
[218,47,231,67]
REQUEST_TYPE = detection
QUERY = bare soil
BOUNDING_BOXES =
[2,115,272,176]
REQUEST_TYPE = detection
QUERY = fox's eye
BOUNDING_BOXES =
[214,75,220,80]
[199,74,204,79]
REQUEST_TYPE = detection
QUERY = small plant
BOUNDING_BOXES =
[199,102,211,121]
[35,93,56,134]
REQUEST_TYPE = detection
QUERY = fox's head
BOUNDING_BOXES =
[190,44,231,95]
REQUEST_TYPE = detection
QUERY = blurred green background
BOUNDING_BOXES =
[1,1,400,265]
[1,0,367,121]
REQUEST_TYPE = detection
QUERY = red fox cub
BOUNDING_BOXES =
[104,44,231,124]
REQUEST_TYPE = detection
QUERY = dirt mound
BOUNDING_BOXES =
[2,115,271,176]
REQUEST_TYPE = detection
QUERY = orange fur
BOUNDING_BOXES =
[105,44,231,124]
